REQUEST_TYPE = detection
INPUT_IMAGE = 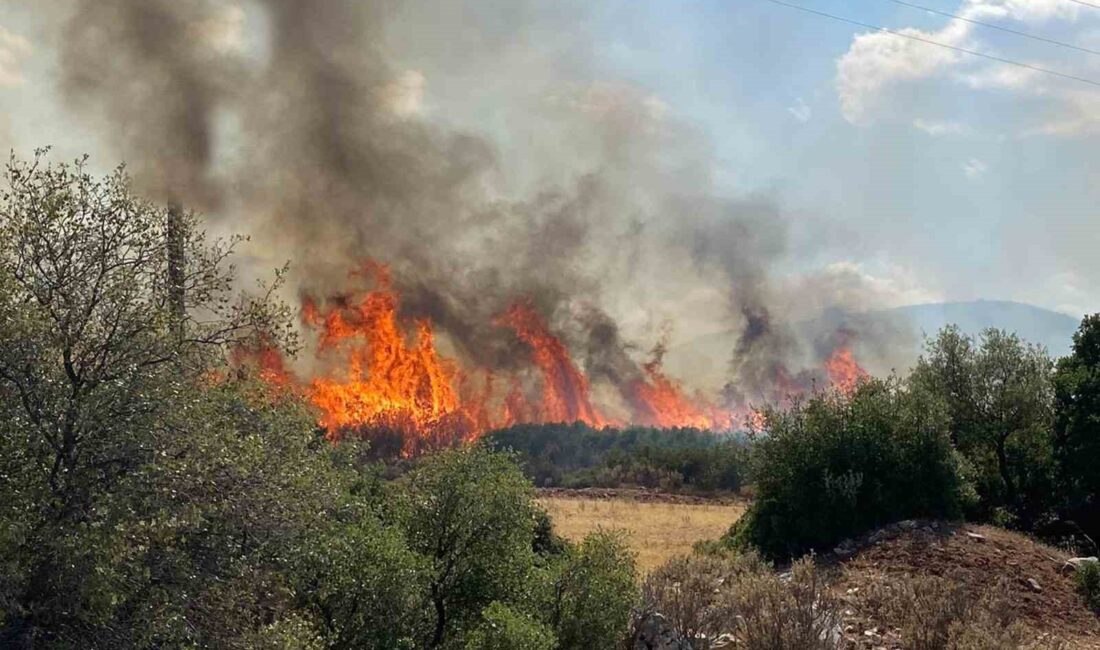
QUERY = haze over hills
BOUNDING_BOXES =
[666,300,1082,389]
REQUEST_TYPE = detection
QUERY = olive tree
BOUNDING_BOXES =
[0,152,309,647]
[910,327,1056,526]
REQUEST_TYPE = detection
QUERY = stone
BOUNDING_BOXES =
[1062,557,1099,575]
[632,613,693,650]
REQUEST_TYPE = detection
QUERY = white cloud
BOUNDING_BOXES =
[788,97,812,123]
[835,0,1098,132]
[0,26,31,88]
[963,157,988,179]
[837,21,966,123]
[913,118,969,136]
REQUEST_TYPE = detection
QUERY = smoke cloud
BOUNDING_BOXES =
[44,0,904,411]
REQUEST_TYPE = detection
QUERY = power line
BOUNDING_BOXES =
[760,0,1100,89]
[886,0,1100,57]
[1064,0,1100,10]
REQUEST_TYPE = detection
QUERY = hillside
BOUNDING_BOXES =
[833,522,1100,649]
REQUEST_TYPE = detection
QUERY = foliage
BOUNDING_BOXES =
[488,423,748,492]
[396,446,541,648]
[1075,561,1100,612]
[909,326,1057,527]
[730,377,966,558]
[1053,314,1100,544]
[294,513,429,649]
[543,530,638,650]
[0,153,312,647]
[462,602,555,650]
[638,551,839,650]
[863,575,1030,650]
[640,551,766,649]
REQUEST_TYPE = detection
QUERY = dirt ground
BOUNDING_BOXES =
[831,522,1100,649]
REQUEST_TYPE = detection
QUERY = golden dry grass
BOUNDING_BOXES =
[537,495,746,573]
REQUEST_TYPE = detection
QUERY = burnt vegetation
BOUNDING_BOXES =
[1,155,1098,648]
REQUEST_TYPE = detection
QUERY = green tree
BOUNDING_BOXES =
[544,530,638,650]
[294,510,429,649]
[1053,314,1100,544]
[0,152,322,647]
[462,602,555,650]
[910,327,1056,525]
[731,378,966,558]
[396,447,540,649]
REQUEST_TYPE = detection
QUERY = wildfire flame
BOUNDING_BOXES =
[626,352,728,430]
[300,264,483,452]
[824,345,869,395]
[496,303,607,428]
[234,262,869,454]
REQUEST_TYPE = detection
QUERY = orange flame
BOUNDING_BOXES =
[232,262,871,454]
[497,302,607,427]
[824,345,868,395]
[627,357,726,430]
[302,264,481,453]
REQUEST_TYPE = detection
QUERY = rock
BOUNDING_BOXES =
[1025,578,1042,593]
[833,539,857,558]
[632,613,693,650]
[898,519,918,531]
[965,532,986,542]
[1062,557,1099,575]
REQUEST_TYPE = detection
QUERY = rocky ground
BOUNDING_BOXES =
[830,521,1100,649]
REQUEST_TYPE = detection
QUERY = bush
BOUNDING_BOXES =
[463,602,556,650]
[863,575,1032,650]
[1076,561,1100,612]
[546,530,638,650]
[731,378,967,558]
[640,551,840,650]
[488,423,748,492]
[295,515,429,649]
[640,551,766,649]
[396,447,540,648]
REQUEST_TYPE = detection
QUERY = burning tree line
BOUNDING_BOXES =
[237,262,868,456]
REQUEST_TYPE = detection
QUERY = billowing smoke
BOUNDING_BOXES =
[45,0,903,412]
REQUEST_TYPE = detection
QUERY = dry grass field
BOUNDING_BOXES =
[537,491,747,572]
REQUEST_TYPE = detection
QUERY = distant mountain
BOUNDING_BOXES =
[664,300,1082,387]
[876,300,1080,358]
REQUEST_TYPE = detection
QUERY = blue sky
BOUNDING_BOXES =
[577,0,1100,315]
[2,0,1098,318]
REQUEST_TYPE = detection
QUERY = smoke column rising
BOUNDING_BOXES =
[46,0,899,416]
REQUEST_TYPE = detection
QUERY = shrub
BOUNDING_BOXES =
[731,378,966,558]
[640,551,766,649]
[295,515,429,649]
[640,551,839,650]
[463,602,555,650]
[726,556,840,650]
[863,575,1032,650]
[546,530,639,650]
[396,447,540,648]
[1076,560,1100,612]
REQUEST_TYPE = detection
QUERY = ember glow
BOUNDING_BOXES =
[238,263,869,454]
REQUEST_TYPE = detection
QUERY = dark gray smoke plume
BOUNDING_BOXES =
[46,0,905,411]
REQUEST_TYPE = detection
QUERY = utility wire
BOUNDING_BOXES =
[886,0,1100,57]
[1064,0,1100,11]
[760,0,1100,89]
